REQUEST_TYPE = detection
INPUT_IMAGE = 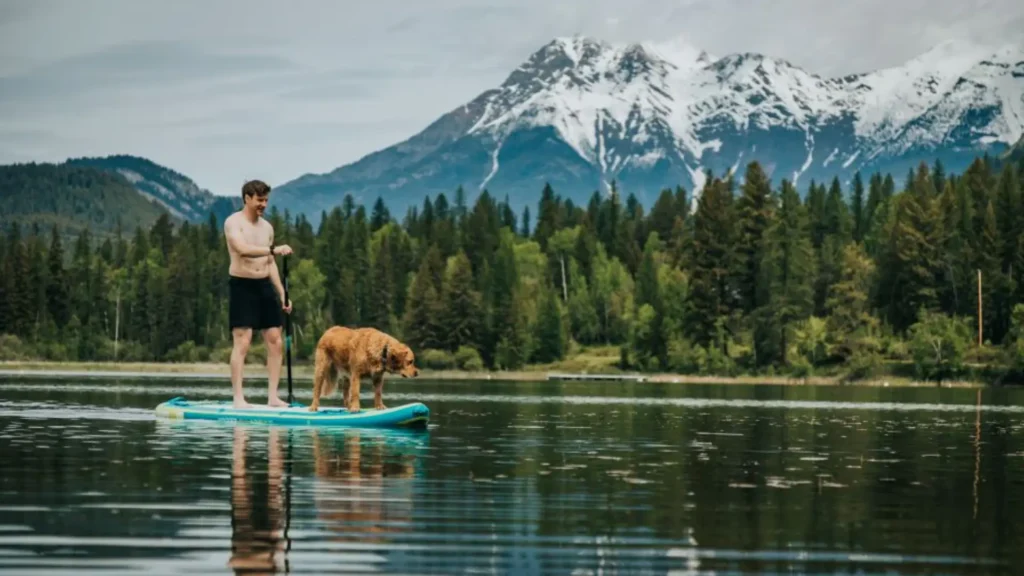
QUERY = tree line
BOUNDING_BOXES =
[2,154,1024,382]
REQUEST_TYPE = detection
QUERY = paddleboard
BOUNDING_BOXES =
[154,396,429,429]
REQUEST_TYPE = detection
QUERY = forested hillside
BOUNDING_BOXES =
[66,155,237,224]
[2,154,1023,383]
[0,163,172,239]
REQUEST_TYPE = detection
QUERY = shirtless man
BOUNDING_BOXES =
[223,179,293,408]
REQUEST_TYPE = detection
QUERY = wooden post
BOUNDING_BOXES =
[977,269,982,347]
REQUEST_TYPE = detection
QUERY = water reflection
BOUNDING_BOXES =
[228,426,289,574]
[310,427,420,547]
[1,377,1022,574]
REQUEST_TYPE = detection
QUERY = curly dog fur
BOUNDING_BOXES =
[310,326,419,412]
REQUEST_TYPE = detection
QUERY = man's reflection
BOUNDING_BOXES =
[229,426,288,574]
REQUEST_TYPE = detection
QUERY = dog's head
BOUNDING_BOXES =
[382,341,419,378]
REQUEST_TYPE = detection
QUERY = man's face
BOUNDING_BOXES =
[245,193,269,216]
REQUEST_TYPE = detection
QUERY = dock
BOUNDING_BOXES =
[546,372,648,383]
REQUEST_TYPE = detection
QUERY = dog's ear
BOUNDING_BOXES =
[381,343,389,366]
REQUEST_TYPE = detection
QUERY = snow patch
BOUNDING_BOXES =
[480,139,503,191]
[842,150,861,169]
[793,131,814,185]
[822,147,839,167]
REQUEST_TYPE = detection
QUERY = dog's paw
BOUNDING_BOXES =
[308,405,319,412]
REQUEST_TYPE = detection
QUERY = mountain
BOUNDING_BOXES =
[66,154,237,224]
[1003,132,1024,169]
[0,162,172,238]
[273,35,1024,221]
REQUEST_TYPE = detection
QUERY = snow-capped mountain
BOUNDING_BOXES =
[274,35,1024,221]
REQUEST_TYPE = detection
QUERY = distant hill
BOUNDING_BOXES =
[0,162,172,238]
[66,154,237,224]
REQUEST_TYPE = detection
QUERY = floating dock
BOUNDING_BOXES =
[546,372,648,383]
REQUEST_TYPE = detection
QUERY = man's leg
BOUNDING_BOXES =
[263,327,288,407]
[231,327,253,408]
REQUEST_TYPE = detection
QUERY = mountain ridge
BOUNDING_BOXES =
[272,34,1024,222]
[66,154,238,224]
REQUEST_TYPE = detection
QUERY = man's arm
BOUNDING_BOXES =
[224,219,274,258]
[269,255,286,302]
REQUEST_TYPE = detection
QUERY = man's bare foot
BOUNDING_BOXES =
[267,396,289,408]
[233,398,253,409]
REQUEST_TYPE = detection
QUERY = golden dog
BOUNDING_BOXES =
[310,326,419,412]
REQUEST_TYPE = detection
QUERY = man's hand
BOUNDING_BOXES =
[282,297,293,314]
[273,244,293,256]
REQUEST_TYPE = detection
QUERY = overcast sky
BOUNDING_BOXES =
[1,0,1022,197]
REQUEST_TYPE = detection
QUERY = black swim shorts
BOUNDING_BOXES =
[228,276,284,331]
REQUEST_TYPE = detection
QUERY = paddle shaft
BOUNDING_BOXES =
[282,255,293,404]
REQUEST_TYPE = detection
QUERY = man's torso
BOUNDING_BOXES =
[226,212,274,279]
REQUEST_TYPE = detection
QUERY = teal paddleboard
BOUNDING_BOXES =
[154,396,429,429]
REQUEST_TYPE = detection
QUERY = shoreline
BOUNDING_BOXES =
[0,360,988,388]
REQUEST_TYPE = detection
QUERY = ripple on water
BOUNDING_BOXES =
[0,379,1017,573]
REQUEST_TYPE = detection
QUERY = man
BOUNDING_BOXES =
[223,179,293,409]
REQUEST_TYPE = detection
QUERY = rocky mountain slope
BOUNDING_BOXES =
[66,155,237,224]
[273,35,1024,220]
[0,162,173,238]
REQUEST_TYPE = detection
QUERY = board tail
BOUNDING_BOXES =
[315,346,338,397]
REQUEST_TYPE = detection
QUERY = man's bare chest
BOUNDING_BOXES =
[237,221,271,246]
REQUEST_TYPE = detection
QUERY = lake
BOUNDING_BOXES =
[1,374,1023,574]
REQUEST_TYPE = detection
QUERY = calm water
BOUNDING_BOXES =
[1,375,1024,574]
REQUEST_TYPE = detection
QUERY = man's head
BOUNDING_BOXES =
[241,179,272,217]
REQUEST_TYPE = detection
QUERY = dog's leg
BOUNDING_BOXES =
[310,347,330,412]
[372,372,386,410]
[347,373,362,412]
[340,375,351,408]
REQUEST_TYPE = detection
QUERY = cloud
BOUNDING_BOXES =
[0,0,1021,198]
[0,40,295,104]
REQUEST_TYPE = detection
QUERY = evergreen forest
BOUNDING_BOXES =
[3,154,1024,384]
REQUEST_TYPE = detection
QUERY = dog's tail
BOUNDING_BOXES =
[314,346,338,397]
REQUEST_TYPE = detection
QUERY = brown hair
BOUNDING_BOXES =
[241,179,271,200]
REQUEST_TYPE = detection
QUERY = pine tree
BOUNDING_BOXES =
[754,179,816,366]
[368,232,394,333]
[825,243,877,360]
[370,196,391,232]
[440,250,482,351]
[634,232,666,367]
[45,223,69,327]
[852,171,866,242]
[533,183,560,250]
[533,286,565,363]
[5,224,32,337]
[649,188,678,243]
[685,176,736,350]
[734,161,774,313]
[877,163,945,331]
[815,177,853,315]
[403,257,444,351]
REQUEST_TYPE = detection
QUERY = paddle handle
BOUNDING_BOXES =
[282,254,293,404]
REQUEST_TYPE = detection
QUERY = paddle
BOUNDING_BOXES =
[282,254,294,405]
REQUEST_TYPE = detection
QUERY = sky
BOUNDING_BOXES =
[1,0,1022,197]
